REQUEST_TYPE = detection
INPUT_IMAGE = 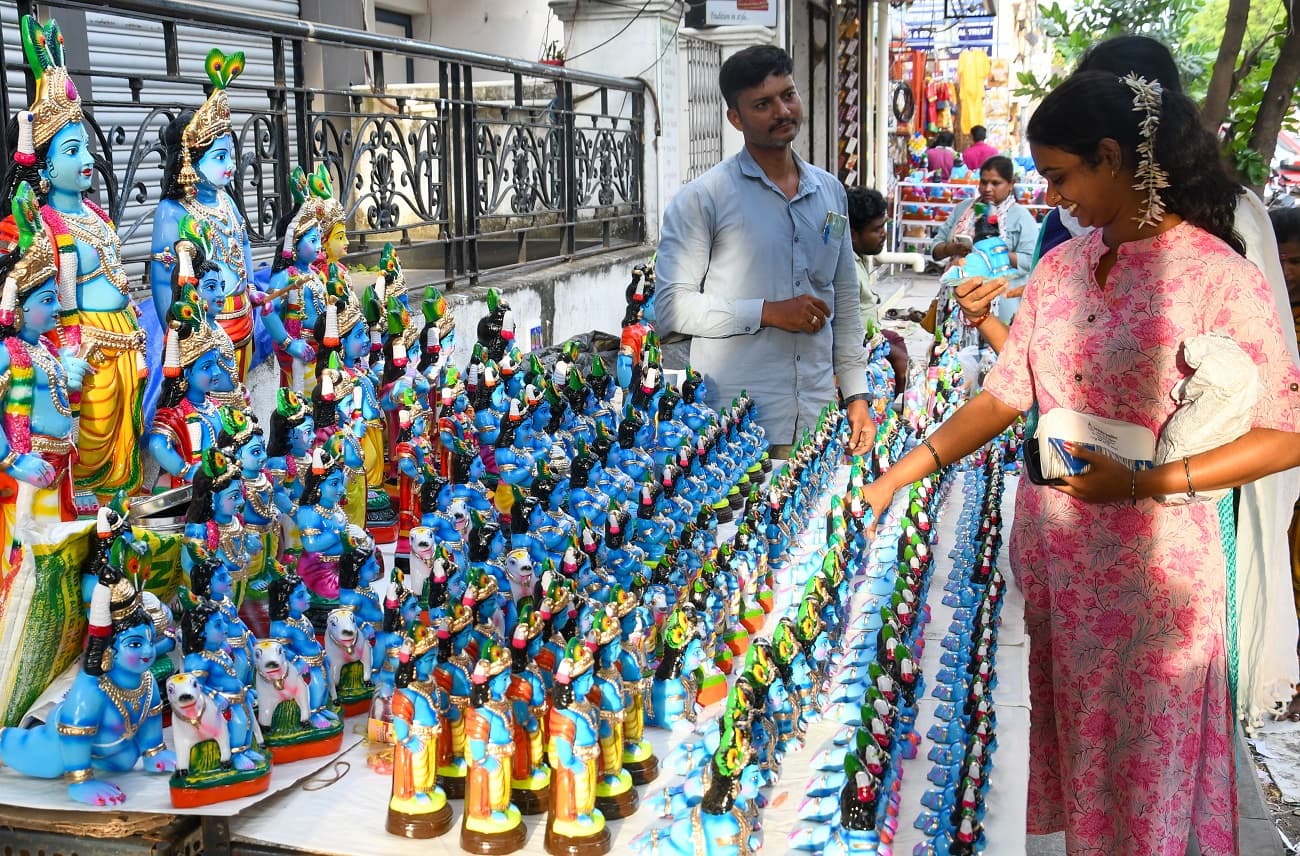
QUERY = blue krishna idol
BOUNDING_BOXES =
[14,15,148,502]
[0,182,91,529]
[0,556,175,805]
[649,604,707,731]
[259,571,343,763]
[545,638,611,856]
[387,626,454,839]
[461,640,527,854]
[146,254,224,487]
[634,713,763,856]
[169,594,271,808]
[151,49,305,383]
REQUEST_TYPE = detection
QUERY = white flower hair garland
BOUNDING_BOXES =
[1122,73,1169,229]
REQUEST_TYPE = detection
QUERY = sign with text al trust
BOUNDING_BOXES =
[685,0,777,28]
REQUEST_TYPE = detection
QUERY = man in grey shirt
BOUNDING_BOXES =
[656,45,873,457]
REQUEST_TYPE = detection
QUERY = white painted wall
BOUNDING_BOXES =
[400,0,555,67]
[550,257,639,344]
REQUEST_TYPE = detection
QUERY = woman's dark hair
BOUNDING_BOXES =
[980,156,1015,185]
[846,186,887,232]
[1075,35,1182,93]
[269,573,304,621]
[180,599,222,656]
[718,45,794,110]
[1027,72,1243,254]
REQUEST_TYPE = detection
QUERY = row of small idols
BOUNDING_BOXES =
[637,443,883,856]
[0,406,855,856]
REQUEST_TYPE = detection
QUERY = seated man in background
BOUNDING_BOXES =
[847,185,909,398]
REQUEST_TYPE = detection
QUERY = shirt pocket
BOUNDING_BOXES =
[803,266,837,317]
[807,241,841,288]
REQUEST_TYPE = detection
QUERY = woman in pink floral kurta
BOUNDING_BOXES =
[983,222,1300,855]
[861,73,1300,856]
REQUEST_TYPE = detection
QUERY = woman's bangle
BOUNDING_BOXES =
[1129,468,1138,505]
[1183,456,1195,498]
[920,436,943,471]
[964,311,988,328]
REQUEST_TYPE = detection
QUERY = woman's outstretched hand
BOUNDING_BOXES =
[857,477,897,541]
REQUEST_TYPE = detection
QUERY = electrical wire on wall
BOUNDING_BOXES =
[565,0,656,62]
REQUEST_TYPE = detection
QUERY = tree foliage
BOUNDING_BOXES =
[1012,0,1210,100]
[1014,0,1299,188]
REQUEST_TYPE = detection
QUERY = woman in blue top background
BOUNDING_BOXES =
[930,156,1040,322]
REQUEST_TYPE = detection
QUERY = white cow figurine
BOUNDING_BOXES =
[407,526,435,602]
[324,608,373,702]
[253,640,314,728]
[166,673,231,775]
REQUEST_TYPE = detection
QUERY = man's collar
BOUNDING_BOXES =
[737,146,815,200]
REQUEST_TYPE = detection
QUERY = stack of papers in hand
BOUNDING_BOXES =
[1035,409,1156,481]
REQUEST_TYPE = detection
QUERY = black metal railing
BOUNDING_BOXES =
[1,0,646,292]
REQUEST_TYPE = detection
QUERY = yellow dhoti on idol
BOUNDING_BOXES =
[345,465,366,529]
[362,419,385,490]
[597,712,625,782]
[74,309,146,498]
[246,522,279,586]
[624,685,645,746]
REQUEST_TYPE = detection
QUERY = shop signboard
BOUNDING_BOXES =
[958,22,994,46]
[685,0,777,28]
[906,0,994,49]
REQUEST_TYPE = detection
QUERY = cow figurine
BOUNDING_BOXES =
[325,607,374,706]
[166,673,232,776]
[253,640,315,729]
[408,526,435,605]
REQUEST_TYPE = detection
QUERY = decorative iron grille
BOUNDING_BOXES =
[681,34,722,182]
[0,0,646,294]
